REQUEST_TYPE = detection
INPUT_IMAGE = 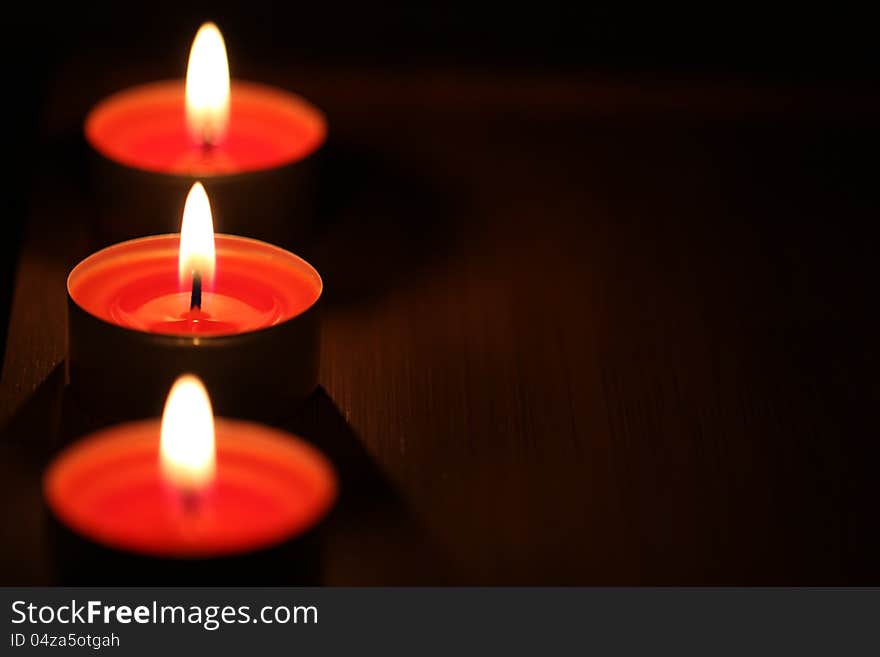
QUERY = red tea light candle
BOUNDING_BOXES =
[85,22,326,246]
[44,376,337,583]
[67,183,322,421]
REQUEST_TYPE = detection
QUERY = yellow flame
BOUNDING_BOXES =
[179,182,216,287]
[160,375,216,491]
[185,22,230,146]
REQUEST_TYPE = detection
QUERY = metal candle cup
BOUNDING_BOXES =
[67,233,322,421]
[84,24,326,247]
[43,378,337,584]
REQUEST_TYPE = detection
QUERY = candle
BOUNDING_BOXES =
[67,183,322,420]
[44,375,337,584]
[85,22,326,246]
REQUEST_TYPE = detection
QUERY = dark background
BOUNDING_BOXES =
[4,5,879,342]
[3,4,878,350]
[1,4,878,584]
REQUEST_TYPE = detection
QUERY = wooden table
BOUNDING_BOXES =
[1,62,878,584]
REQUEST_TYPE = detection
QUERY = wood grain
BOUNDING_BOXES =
[1,64,878,584]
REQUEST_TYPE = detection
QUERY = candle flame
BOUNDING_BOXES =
[160,375,216,491]
[179,182,216,287]
[185,22,230,146]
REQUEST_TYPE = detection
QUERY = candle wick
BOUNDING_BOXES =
[200,133,216,155]
[180,488,202,517]
[190,271,202,310]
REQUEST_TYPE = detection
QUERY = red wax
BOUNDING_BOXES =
[68,234,321,337]
[85,80,326,175]
[44,419,337,558]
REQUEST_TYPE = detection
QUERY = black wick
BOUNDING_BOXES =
[180,489,202,517]
[190,271,202,310]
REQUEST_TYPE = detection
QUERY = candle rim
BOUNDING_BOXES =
[68,233,323,341]
[85,79,328,177]
[43,417,338,559]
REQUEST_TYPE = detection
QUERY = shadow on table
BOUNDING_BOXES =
[306,140,464,308]
[0,363,66,584]
[282,386,452,584]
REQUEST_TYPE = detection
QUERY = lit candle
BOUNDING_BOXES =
[67,183,322,420]
[85,22,326,245]
[44,375,337,583]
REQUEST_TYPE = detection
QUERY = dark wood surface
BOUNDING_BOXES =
[1,61,879,584]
